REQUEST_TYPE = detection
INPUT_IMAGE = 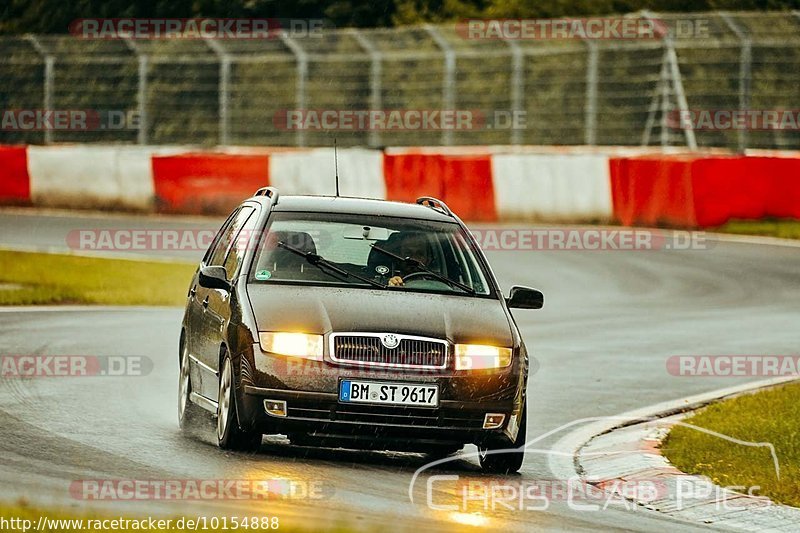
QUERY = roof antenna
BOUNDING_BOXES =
[334,138,340,197]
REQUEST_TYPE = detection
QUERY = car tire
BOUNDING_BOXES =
[217,354,262,452]
[178,342,204,431]
[478,401,527,474]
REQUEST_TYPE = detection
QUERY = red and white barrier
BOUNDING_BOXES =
[609,154,800,227]
[26,146,173,211]
[152,152,269,214]
[270,148,384,199]
[491,153,612,220]
[0,145,30,205]
[2,144,799,227]
[383,152,496,221]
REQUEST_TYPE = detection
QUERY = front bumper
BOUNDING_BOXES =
[239,345,524,448]
[243,385,515,447]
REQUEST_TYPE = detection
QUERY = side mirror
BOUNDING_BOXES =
[198,265,231,291]
[506,286,544,310]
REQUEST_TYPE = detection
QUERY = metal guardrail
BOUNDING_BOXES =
[1,11,799,151]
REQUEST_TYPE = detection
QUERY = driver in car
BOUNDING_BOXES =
[388,233,433,287]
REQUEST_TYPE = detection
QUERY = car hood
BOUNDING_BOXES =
[246,284,514,346]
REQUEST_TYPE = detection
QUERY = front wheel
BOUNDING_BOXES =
[217,355,262,451]
[478,401,527,474]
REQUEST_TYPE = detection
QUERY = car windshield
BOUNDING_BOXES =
[249,212,491,296]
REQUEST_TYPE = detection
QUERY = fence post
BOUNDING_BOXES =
[502,37,525,145]
[281,32,308,147]
[351,29,382,148]
[24,35,54,145]
[721,13,751,153]
[640,12,697,149]
[424,25,456,146]
[641,51,668,146]
[660,61,670,147]
[206,39,231,146]
[583,40,599,145]
[665,39,697,150]
[123,37,148,145]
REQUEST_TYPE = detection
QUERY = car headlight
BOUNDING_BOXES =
[454,344,512,370]
[259,332,323,360]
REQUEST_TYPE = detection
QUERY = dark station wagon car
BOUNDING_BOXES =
[178,188,543,473]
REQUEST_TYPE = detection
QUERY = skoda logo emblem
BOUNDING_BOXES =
[381,334,400,349]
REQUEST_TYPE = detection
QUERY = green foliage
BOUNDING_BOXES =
[662,382,800,507]
[715,219,800,240]
[2,0,800,33]
[0,250,196,306]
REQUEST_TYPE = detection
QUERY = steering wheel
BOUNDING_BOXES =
[402,271,439,283]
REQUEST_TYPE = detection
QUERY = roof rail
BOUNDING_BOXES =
[254,186,279,204]
[416,196,452,216]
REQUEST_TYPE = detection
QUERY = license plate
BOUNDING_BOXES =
[339,380,438,407]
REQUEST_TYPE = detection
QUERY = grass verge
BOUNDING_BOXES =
[714,219,800,240]
[0,250,196,306]
[661,381,800,507]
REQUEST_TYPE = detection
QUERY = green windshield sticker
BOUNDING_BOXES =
[255,270,272,280]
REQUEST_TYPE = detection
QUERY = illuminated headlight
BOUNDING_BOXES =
[259,332,323,360]
[454,344,512,370]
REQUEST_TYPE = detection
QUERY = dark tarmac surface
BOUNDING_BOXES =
[1,209,798,531]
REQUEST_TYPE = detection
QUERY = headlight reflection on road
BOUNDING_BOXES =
[447,512,490,527]
[241,471,327,501]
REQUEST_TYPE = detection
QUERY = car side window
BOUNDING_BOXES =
[203,209,240,265]
[222,207,259,280]
[208,207,254,268]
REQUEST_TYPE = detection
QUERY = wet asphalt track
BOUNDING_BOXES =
[1,209,799,531]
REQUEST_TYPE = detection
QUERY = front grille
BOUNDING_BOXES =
[330,333,447,369]
[286,404,485,430]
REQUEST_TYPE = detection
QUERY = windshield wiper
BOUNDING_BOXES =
[277,242,386,290]
[369,244,476,294]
